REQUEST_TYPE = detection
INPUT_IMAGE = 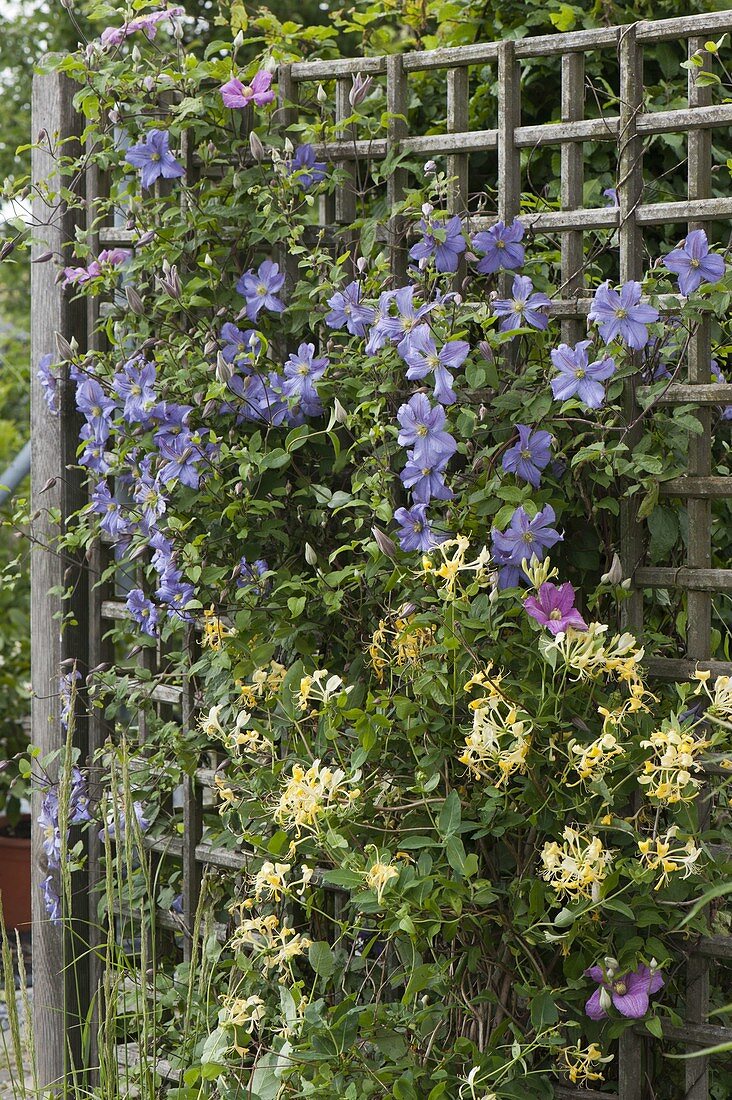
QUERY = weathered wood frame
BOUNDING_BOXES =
[30,10,732,1097]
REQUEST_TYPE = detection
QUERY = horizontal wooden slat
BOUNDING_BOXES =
[659,477,732,498]
[636,196,732,224]
[553,1088,618,1100]
[646,657,732,681]
[639,384,732,407]
[695,935,732,960]
[635,567,732,592]
[636,1020,732,1048]
[287,14,732,82]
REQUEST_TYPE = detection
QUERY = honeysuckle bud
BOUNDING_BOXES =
[215,352,233,384]
[125,286,144,315]
[600,552,623,585]
[424,159,437,174]
[333,397,348,424]
[316,83,328,105]
[249,130,265,162]
[305,542,317,566]
[371,527,396,558]
[349,72,373,107]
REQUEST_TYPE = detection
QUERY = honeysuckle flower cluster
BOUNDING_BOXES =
[540,826,613,901]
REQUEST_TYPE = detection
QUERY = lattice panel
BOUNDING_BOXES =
[30,9,732,1097]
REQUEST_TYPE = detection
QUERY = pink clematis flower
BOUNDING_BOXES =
[585,963,664,1021]
[220,71,275,110]
[524,581,587,636]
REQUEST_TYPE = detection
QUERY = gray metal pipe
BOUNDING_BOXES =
[0,440,30,508]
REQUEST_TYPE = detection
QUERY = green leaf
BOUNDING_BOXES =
[645,1016,663,1039]
[308,940,336,979]
[438,790,462,838]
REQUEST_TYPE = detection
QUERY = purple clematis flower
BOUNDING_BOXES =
[711,361,732,421]
[220,71,275,109]
[113,358,157,424]
[493,275,551,332]
[158,434,207,490]
[282,342,328,416]
[492,505,563,570]
[604,187,619,207]
[585,964,664,1021]
[325,281,375,337]
[502,424,552,488]
[400,325,470,406]
[472,220,525,274]
[379,285,435,355]
[125,129,184,190]
[100,800,150,841]
[365,291,397,355]
[550,341,616,409]
[236,260,285,322]
[588,281,659,350]
[409,214,466,273]
[40,875,61,924]
[663,229,726,296]
[76,377,116,439]
[228,370,290,426]
[394,503,447,552]
[237,556,271,595]
[156,565,195,619]
[524,581,587,635]
[150,531,175,575]
[100,6,184,48]
[400,451,453,503]
[288,144,327,189]
[38,354,59,414]
[126,588,159,637]
[91,481,130,540]
[221,323,261,365]
[397,392,458,466]
[133,460,167,532]
[152,402,192,448]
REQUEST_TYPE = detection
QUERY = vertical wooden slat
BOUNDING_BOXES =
[335,77,358,278]
[686,37,713,665]
[447,66,469,288]
[618,1029,643,1100]
[30,70,90,1088]
[277,65,301,293]
[560,52,585,345]
[684,41,713,1098]
[386,54,408,283]
[497,42,521,232]
[618,24,645,642]
[617,26,646,1099]
[181,624,202,961]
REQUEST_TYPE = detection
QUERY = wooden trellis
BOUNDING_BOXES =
[29,10,732,1097]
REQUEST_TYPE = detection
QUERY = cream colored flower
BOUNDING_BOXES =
[252,861,291,902]
[365,861,399,901]
[540,825,613,901]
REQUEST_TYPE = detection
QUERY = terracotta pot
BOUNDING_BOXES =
[0,817,31,930]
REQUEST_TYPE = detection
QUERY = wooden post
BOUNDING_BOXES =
[560,51,585,346]
[386,54,408,283]
[30,70,90,1088]
[618,24,645,640]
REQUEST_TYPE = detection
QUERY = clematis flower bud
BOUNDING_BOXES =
[283,137,294,155]
[424,160,437,174]
[333,397,348,424]
[421,202,434,217]
[356,257,368,274]
[249,130,265,162]
[54,332,76,361]
[372,527,396,558]
[599,987,613,1014]
[316,84,328,105]
[305,543,317,565]
[233,30,244,49]
[131,44,141,64]
[125,286,144,315]
[143,76,156,93]
[349,72,374,108]
[478,340,493,361]
[215,352,233,384]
